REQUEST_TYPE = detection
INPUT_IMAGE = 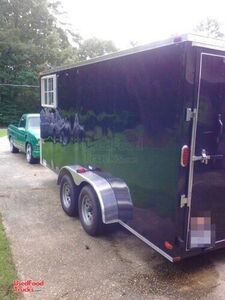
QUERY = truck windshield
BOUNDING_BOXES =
[27,117,40,129]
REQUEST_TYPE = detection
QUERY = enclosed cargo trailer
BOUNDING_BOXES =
[40,34,225,261]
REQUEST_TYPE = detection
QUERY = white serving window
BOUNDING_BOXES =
[41,74,57,108]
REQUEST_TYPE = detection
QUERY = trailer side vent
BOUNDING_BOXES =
[181,145,189,167]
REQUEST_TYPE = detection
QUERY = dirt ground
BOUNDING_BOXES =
[1,136,225,300]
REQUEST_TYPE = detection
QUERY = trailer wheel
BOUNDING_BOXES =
[26,143,36,164]
[9,137,19,153]
[60,174,78,216]
[78,185,103,236]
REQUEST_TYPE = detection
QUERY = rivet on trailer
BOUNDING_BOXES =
[40,34,225,262]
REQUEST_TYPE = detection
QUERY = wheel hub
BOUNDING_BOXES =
[26,145,31,161]
[63,183,71,208]
[82,195,93,226]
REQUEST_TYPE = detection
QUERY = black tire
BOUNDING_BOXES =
[9,137,19,153]
[78,185,103,236]
[26,143,36,164]
[60,174,78,216]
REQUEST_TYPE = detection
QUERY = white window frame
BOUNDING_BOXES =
[41,74,57,108]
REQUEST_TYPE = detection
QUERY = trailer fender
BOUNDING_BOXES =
[57,165,133,224]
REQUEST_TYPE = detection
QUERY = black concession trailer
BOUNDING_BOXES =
[40,34,225,262]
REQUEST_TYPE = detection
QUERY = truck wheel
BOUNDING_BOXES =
[60,174,78,216]
[78,185,103,236]
[9,137,19,153]
[26,143,36,164]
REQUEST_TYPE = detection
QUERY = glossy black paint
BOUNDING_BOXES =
[40,108,71,144]
[41,40,225,260]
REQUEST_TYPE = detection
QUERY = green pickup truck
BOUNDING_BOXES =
[8,114,40,163]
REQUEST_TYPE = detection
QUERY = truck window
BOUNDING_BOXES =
[18,117,26,128]
[27,117,40,129]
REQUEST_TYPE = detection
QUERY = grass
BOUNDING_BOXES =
[0,215,18,299]
[0,129,7,138]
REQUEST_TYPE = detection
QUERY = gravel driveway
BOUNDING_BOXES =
[1,136,225,300]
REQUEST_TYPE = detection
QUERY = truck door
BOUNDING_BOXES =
[17,116,26,151]
[187,52,225,249]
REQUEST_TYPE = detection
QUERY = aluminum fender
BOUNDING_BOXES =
[58,165,119,224]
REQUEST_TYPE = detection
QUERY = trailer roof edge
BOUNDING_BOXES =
[40,33,225,76]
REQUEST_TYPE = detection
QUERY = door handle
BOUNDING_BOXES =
[193,150,223,164]
[193,149,210,164]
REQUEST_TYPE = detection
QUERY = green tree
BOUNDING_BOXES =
[0,0,118,125]
[0,0,80,125]
[78,37,118,61]
[195,18,224,38]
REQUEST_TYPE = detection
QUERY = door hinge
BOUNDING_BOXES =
[180,194,189,208]
[186,108,197,121]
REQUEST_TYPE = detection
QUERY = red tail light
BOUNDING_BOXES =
[164,241,173,250]
[181,145,189,167]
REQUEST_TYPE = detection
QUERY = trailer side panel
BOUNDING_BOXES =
[41,43,188,257]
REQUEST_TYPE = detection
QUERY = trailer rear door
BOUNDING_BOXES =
[187,52,225,249]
